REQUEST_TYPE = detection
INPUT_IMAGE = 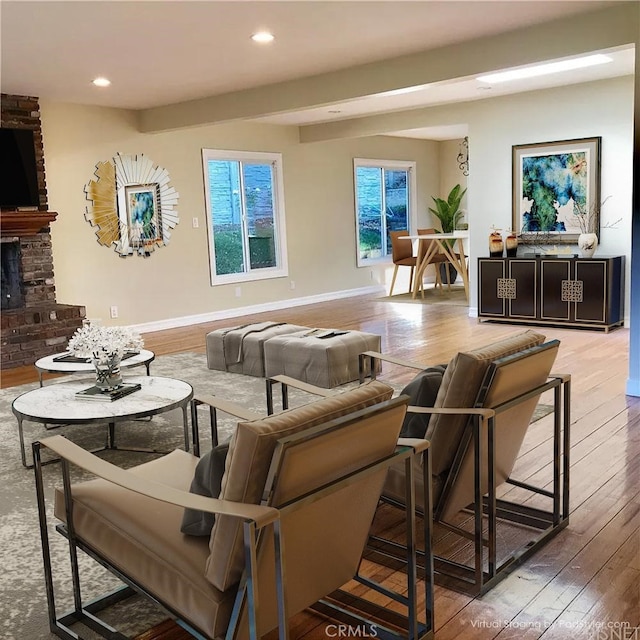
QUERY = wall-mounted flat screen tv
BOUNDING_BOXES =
[0,128,40,208]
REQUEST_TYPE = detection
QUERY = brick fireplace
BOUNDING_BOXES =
[1,94,86,369]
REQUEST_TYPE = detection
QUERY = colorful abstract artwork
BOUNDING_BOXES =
[126,185,160,247]
[512,137,601,242]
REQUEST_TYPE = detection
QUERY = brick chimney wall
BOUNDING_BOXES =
[1,94,86,369]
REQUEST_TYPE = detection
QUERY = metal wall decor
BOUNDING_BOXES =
[457,136,469,176]
[84,153,179,257]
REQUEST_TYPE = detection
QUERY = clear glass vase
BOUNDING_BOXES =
[92,354,123,390]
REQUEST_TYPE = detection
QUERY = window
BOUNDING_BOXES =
[354,158,416,266]
[202,149,288,284]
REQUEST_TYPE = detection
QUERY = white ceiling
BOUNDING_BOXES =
[0,1,635,140]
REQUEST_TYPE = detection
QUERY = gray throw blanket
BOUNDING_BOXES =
[222,321,286,366]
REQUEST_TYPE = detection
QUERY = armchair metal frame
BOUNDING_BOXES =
[34,437,279,640]
[34,400,435,640]
[190,377,335,455]
[275,342,571,596]
[370,372,570,595]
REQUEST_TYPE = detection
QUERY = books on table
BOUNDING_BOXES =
[75,383,141,402]
[54,351,140,363]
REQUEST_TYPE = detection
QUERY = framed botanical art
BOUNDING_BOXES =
[512,136,601,243]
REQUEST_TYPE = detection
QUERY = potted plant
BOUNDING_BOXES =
[429,184,467,282]
[429,184,467,234]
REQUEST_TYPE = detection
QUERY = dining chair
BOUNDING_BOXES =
[388,230,416,296]
[415,227,447,295]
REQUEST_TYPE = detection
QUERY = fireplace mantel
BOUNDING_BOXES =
[0,210,58,237]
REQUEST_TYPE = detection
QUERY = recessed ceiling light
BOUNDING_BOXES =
[251,31,274,44]
[477,54,612,84]
[92,77,111,87]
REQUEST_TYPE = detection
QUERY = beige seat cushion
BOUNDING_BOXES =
[54,450,236,639]
[263,329,382,388]
[427,330,545,475]
[207,380,394,591]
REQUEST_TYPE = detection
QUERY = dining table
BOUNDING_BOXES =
[400,231,469,301]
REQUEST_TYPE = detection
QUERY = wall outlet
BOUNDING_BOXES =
[290,280,296,290]
[235,286,242,298]
[192,217,199,228]
[110,305,118,319]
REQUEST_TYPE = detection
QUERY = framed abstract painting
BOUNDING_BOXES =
[125,184,162,248]
[512,136,601,243]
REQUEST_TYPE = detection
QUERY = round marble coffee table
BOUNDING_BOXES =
[12,375,193,468]
[34,349,155,386]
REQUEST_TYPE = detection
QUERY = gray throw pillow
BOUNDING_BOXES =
[180,443,229,536]
[399,364,447,439]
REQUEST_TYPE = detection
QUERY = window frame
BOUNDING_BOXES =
[353,158,417,267]
[202,148,289,286]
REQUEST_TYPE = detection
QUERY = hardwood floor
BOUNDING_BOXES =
[4,293,638,638]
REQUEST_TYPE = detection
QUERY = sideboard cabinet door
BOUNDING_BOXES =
[574,261,607,323]
[540,260,572,322]
[508,259,537,319]
[478,258,506,317]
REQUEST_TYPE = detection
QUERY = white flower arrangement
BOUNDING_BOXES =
[67,325,144,363]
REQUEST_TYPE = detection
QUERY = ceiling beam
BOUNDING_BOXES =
[139,3,638,134]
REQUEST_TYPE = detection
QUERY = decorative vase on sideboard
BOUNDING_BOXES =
[505,231,518,257]
[489,231,504,257]
[578,233,598,258]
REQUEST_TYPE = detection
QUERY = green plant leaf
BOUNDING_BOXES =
[429,184,466,233]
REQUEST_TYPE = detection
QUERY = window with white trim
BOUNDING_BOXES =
[202,149,288,285]
[354,158,416,266]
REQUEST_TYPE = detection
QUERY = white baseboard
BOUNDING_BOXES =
[130,285,385,334]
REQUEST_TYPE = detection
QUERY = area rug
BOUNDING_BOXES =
[0,351,552,639]
[378,286,468,306]
[0,352,326,640]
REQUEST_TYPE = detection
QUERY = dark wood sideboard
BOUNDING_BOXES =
[478,255,625,332]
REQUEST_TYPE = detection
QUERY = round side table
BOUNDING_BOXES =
[34,349,155,386]
[13,375,192,468]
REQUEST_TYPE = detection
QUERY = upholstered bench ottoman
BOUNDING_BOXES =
[206,321,309,377]
[264,329,381,388]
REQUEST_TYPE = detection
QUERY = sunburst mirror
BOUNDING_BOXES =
[84,153,179,257]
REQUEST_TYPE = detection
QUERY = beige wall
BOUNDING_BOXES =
[464,75,634,313]
[41,101,438,327]
[438,138,469,225]
[40,74,633,327]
